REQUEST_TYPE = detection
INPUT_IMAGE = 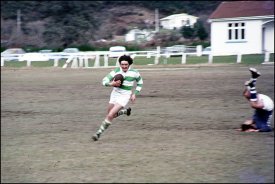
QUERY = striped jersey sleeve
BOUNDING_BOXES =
[133,69,143,95]
[102,67,120,86]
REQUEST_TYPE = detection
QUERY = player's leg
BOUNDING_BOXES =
[253,110,273,132]
[92,119,112,141]
[247,68,260,100]
[92,92,131,141]
[114,93,131,117]
[92,103,126,141]
[107,103,115,113]
[246,68,261,102]
[117,107,131,116]
[106,103,124,121]
[244,68,260,100]
[240,68,263,132]
[92,93,116,141]
[243,87,250,101]
[92,103,117,141]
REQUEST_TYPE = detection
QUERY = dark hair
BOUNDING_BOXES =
[118,55,133,65]
[241,124,256,131]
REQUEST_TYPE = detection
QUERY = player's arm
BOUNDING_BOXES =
[133,74,143,95]
[102,71,118,87]
[130,73,143,102]
[244,129,259,132]
[250,99,264,109]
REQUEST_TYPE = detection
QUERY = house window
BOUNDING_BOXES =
[181,20,186,26]
[186,19,190,26]
[228,22,245,41]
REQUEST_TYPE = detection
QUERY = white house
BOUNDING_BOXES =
[208,1,274,56]
[125,28,154,42]
[160,13,198,30]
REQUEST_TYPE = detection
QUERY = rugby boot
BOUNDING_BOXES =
[249,68,261,78]
[126,107,131,116]
[92,133,100,141]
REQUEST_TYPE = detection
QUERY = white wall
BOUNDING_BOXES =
[160,15,197,30]
[125,32,135,42]
[264,21,274,52]
[211,20,265,56]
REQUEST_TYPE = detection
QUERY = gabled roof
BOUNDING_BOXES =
[209,1,274,19]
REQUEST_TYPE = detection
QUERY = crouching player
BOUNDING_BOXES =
[240,68,274,132]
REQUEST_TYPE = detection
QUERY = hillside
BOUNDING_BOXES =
[1,1,221,50]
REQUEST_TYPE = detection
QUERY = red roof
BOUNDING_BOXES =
[209,1,274,19]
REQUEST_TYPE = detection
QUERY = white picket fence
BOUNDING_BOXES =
[1,46,274,67]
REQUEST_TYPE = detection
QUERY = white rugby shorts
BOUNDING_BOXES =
[109,89,131,107]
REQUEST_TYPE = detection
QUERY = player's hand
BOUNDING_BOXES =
[244,129,259,132]
[130,94,136,103]
[110,80,121,87]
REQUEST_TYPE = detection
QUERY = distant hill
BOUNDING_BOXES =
[1,1,221,49]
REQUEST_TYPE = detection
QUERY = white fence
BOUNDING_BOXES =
[1,46,274,67]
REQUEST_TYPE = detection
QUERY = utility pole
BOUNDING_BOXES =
[16,9,22,46]
[17,9,21,34]
[155,8,159,32]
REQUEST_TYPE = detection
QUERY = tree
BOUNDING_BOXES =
[180,20,209,41]
[181,26,195,39]
[194,20,208,40]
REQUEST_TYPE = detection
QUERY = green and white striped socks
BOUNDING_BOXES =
[96,120,111,136]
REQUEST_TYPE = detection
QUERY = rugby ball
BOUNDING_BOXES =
[113,74,124,87]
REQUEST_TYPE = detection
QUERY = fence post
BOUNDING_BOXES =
[146,52,151,58]
[181,53,186,64]
[94,54,100,67]
[237,53,242,63]
[84,56,89,68]
[163,53,170,64]
[154,46,160,65]
[71,57,78,68]
[26,60,31,67]
[53,58,59,67]
[196,45,202,56]
[104,55,108,67]
[79,57,84,68]
[1,58,4,67]
[264,51,270,63]
[154,55,159,65]
[208,54,213,64]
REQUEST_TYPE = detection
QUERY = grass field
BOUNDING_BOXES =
[1,63,274,183]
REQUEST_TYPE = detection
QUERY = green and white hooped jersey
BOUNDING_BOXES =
[102,67,143,95]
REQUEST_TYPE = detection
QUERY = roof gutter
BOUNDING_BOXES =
[208,15,274,23]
